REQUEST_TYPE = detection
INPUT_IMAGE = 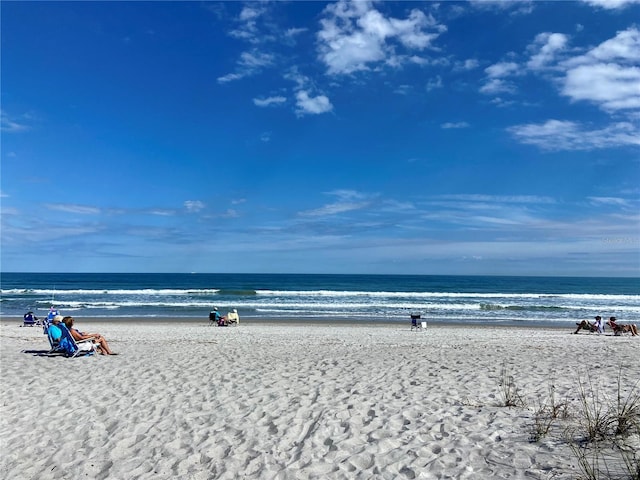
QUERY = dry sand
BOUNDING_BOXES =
[1,319,638,479]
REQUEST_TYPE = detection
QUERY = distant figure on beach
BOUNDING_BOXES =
[607,317,638,336]
[209,307,227,326]
[574,316,604,334]
[227,309,240,325]
[23,311,39,326]
[62,316,117,355]
[47,306,59,323]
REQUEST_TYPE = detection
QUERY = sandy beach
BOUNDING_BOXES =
[1,318,638,480]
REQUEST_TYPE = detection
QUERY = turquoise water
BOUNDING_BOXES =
[1,273,638,325]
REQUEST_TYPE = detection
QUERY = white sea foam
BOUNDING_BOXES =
[4,281,638,325]
[3,287,638,302]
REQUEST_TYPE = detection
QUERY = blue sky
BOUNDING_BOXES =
[1,0,639,276]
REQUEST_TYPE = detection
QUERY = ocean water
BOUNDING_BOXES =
[1,273,638,326]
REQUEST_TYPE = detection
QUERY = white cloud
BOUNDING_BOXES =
[228,5,266,43]
[221,209,239,218]
[426,75,443,91]
[148,209,175,217]
[441,122,470,129]
[481,61,520,94]
[588,196,631,207]
[45,203,101,215]
[299,190,371,217]
[260,131,272,142]
[1,110,31,133]
[459,58,480,70]
[329,189,369,200]
[283,27,307,46]
[239,5,263,22]
[437,194,556,204]
[317,0,445,75]
[299,201,369,217]
[561,28,640,111]
[485,61,519,78]
[527,32,568,70]
[217,51,274,84]
[253,96,287,107]
[508,119,640,150]
[583,28,640,63]
[217,72,246,84]
[238,50,274,69]
[295,90,333,116]
[480,78,517,95]
[581,0,640,9]
[218,49,275,84]
[564,63,640,110]
[468,0,534,14]
[184,200,205,213]
[284,68,309,90]
[393,84,412,95]
[285,27,307,38]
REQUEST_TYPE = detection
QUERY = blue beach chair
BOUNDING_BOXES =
[22,320,67,356]
[22,311,40,327]
[411,314,426,331]
[45,322,64,353]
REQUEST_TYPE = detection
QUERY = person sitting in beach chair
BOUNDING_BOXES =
[41,315,68,355]
[58,322,97,357]
[607,317,638,336]
[47,306,59,323]
[62,316,117,355]
[209,307,222,325]
[574,316,605,334]
[410,314,424,331]
[209,307,228,326]
[23,311,40,327]
[226,309,240,325]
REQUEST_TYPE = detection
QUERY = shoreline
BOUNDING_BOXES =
[1,315,575,330]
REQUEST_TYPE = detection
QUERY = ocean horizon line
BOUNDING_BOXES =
[3,271,639,279]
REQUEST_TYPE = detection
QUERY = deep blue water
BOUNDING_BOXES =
[1,273,638,326]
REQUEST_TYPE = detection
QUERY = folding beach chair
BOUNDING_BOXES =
[45,322,64,353]
[22,320,67,357]
[22,312,40,327]
[411,314,426,331]
[226,309,240,325]
[209,309,222,326]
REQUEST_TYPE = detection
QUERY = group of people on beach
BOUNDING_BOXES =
[44,307,118,355]
[209,307,240,326]
[574,315,638,336]
[25,304,242,357]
